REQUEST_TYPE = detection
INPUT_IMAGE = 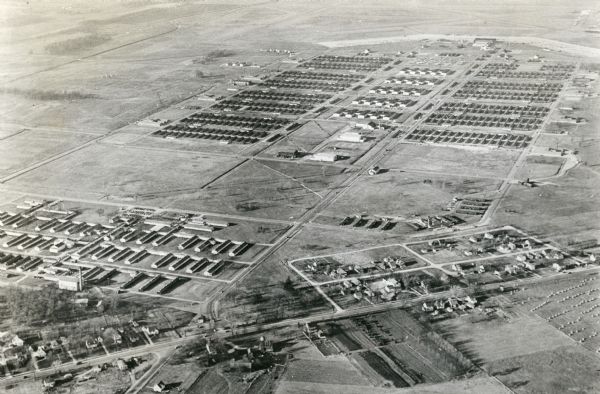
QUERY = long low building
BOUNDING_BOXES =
[308,152,341,162]
[337,132,365,143]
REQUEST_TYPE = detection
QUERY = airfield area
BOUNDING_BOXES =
[0,0,599,393]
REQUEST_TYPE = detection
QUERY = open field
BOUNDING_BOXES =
[320,171,501,220]
[493,167,600,236]
[515,155,566,179]
[188,159,354,220]
[487,346,600,393]
[276,374,510,394]
[508,271,600,353]
[4,144,242,202]
[261,120,350,158]
[381,143,520,179]
[434,314,574,363]
[284,359,370,386]
[0,129,97,179]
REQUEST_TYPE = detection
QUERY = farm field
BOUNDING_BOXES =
[283,359,370,386]
[276,375,510,394]
[487,346,600,393]
[508,271,600,353]
[434,314,574,363]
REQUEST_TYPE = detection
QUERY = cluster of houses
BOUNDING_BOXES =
[472,38,497,51]
[303,256,412,281]
[340,277,403,302]
[0,332,28,369]
[418,231,538,256]
[222,61,259,68]
[422,296,478,315]
[408,215,464,232]
[0,333,78,370]
[264,48,294,55]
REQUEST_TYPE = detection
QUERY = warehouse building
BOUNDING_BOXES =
[308,152,340,162]
[337,132,365,143]
[57,275,83,292]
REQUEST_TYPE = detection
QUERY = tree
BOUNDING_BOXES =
[251,290,264,305]
[283,276,295,292]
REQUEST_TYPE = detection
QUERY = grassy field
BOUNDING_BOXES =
[270,223,404,263]
[218,255,333,324]
[320,171,500,219]
[6,143,242,202]
[261,120,350,158]
[276,375,510,394]
[434,314,574,364]
[283,358,371,386]
[487,345,600,393]
[382,144,521,179]
[0,129,97,179]
[515,155,565,180]
[177,159,353,220]
[493,166,600,236]
[141,360,205,394]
